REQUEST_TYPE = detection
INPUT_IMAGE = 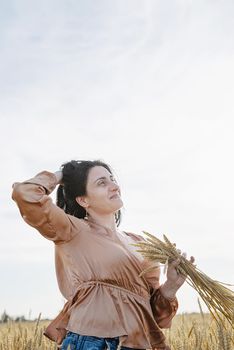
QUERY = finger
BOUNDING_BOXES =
[176,249,181,254]
[182,252,187,259]
[190,256,195,263]
[169,258,181,267]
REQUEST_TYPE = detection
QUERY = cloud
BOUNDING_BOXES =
[1,1,234,317]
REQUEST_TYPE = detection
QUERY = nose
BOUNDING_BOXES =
[110,181,120,193]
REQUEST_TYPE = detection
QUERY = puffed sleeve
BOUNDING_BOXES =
[141,259,178,328]
[127,232,179,329]
[150,287,178,328]
[12,171,79,244]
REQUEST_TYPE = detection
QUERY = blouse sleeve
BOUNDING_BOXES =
[141,259,178,328]
[127,232,179,329]
[150,287,178,328]
[12,171,78,244]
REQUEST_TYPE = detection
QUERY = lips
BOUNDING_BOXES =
[110,193,121,199]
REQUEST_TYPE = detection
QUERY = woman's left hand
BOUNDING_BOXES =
[160,253,195,300]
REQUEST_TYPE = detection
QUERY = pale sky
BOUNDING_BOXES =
[1,0,234,320]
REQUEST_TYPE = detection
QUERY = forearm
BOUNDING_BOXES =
[12,171,72,242]
[159,280,180,300]
[54,170,63,185]
[161,257,188,300]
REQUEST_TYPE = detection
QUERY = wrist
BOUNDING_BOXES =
[160,280,179,300]
[54,171,63,185]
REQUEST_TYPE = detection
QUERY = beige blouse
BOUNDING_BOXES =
[12,171,178,350]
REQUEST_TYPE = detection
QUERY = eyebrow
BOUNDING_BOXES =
[94,175,114,184]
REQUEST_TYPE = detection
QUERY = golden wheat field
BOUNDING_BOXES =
[0,313,233,350]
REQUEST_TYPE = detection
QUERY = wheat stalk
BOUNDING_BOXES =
[132,231,234,329]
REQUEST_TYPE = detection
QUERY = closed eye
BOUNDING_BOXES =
[95,175,117,185]
[98,180,106,185]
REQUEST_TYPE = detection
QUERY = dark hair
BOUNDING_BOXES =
[56,160,121,226]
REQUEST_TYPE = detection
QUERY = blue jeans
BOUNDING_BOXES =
[61,331,144,350]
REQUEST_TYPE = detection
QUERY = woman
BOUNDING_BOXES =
[12,160,194,350]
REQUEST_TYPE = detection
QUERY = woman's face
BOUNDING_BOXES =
[77,166,123,215]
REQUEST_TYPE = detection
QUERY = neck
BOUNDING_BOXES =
[86,211,117,232]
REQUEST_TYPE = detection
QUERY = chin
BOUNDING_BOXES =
[107,197,123,213]
[111,201,123,213]
[116,201,123,211]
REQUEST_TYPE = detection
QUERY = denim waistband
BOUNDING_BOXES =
[60,331,144,350]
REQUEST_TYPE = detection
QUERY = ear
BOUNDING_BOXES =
[75,196,89,209]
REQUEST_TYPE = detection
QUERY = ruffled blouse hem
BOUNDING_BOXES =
[43,281,177,350]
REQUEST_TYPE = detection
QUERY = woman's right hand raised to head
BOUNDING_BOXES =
[54,171,63,185]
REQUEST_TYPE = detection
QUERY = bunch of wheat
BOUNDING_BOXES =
[133,231,234,328]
